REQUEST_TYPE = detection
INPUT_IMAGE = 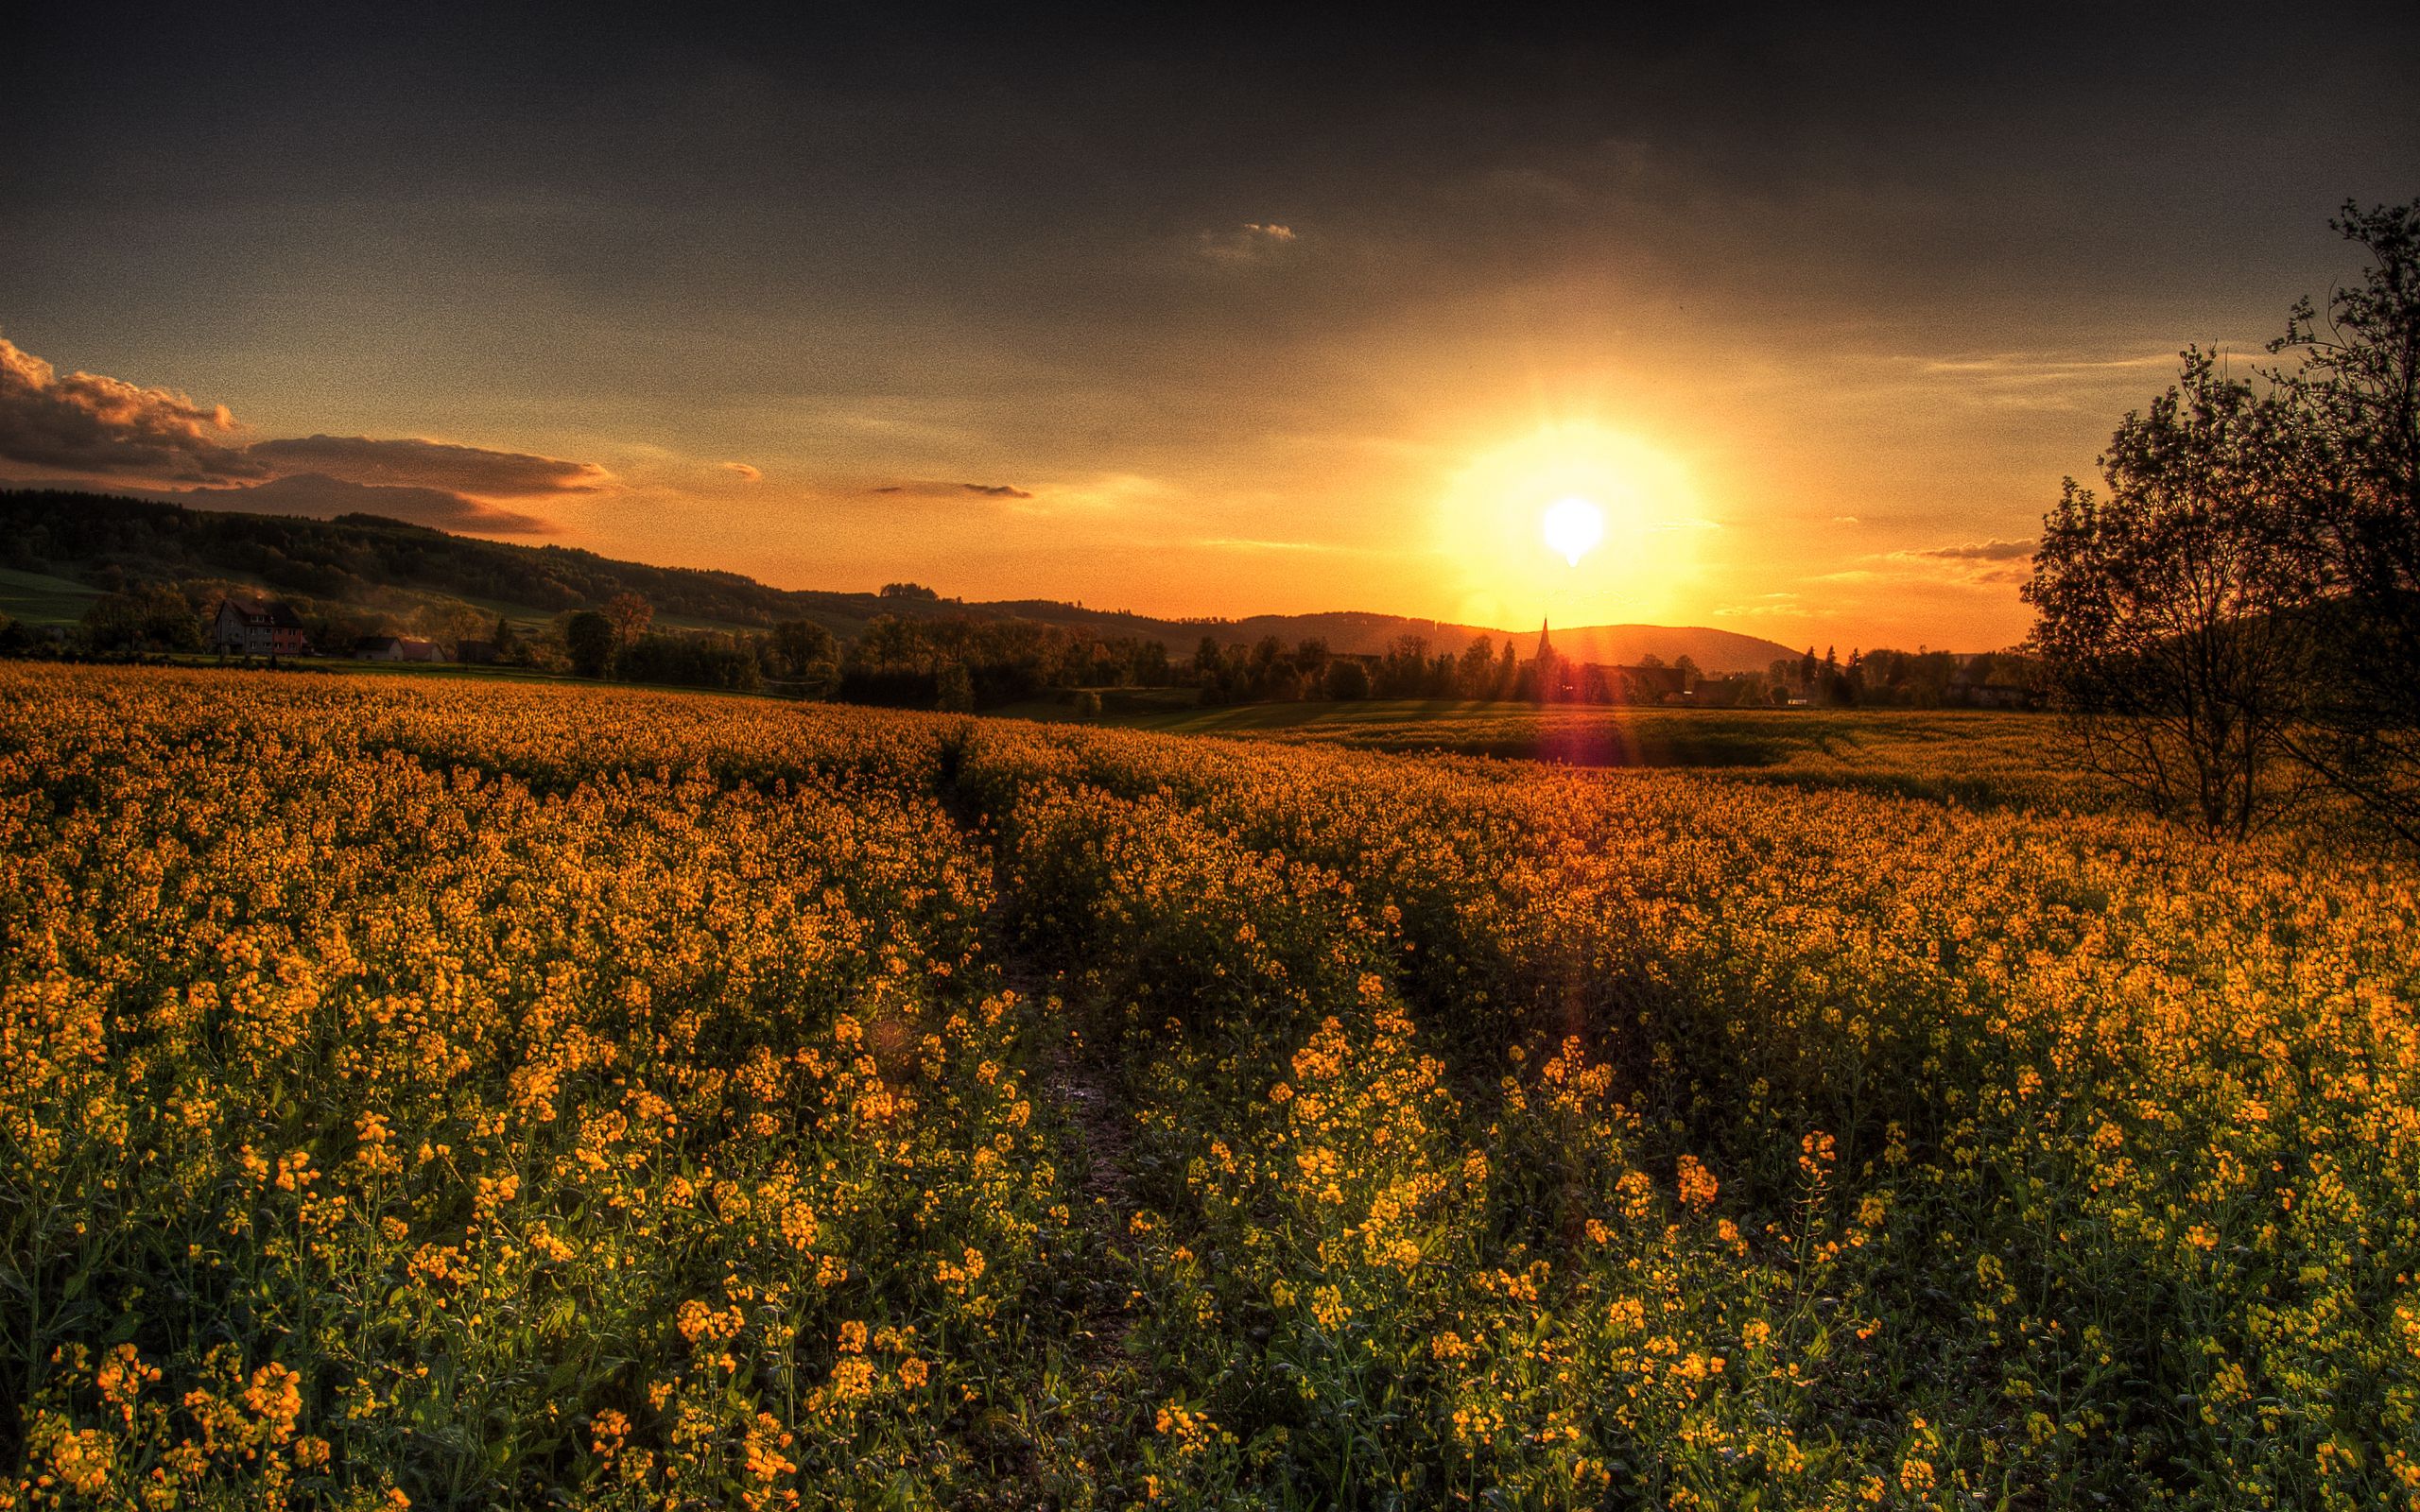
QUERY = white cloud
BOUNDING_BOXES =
[1198,222,1303,265]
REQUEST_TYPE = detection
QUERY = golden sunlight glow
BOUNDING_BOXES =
[1541,496,1604,566]
[1433,422,1704,629]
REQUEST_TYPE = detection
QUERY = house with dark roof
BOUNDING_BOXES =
[1616,664,1687,704]
[211,594,310,657]
[355,635,442,662]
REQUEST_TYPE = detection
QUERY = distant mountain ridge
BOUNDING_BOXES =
[0,489,1804,673]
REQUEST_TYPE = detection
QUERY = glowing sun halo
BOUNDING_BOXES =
[1432,422,1701,628]
[1542,495,1605,566]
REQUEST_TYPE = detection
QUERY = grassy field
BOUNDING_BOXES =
[4,665,2415,1509]
[0,567,104,627]
[1121,696,2028,759]
[1089,698,2087,809]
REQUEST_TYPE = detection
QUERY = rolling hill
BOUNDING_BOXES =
[0,489,1802,672]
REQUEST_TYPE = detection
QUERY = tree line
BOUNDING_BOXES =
[1188,631,2034,709]
[9,575,2040,717]
[554,600,1179,705]
[2025,199,2419,843]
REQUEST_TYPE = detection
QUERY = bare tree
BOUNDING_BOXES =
[604,591,653,647]
[2025,351,2324,838]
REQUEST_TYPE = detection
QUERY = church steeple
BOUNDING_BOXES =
[1537,616,1552,662]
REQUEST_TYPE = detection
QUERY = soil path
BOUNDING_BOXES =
[996,955,1138,1374]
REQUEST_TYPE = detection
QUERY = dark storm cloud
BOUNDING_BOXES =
[249,435,611,496]
[0,335,267,482]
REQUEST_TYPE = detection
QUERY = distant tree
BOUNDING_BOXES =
[2267,199,2420,844]
[617,629,764,692]
[520,619,573,674]
[935,661,976,713]
[1069,690,1102,718]
[414,601,494,652]
[1323,658,1371,700]
[1291,637,1331,686]
[879,582,941,600]
[1418,651,1443,696]
[81,582,199,653]
[79,594,145,653]
[604,592,653,646]
[1258,633,1297,681]
[492,611,516,655]
[1375,634,1430,699]
[2025,349,2322,838]
[1673,654,1701,692]
[1458,636,1496,698]
[1191,636,1230,704]
[565,610,617,679]
[771,619,838,679]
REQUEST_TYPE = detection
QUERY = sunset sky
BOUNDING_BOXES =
[5,5,2415,649]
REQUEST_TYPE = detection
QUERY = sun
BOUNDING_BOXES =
[1430,421,1702,627]
[1542,496,1604,566]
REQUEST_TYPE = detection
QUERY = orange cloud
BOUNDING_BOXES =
[0,335,266,482]
[0,335,602,536]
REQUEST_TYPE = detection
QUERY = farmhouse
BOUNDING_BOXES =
[211,594,311,657]
[355,635,443,662]
[1616,663,1687,703]
[1963,680,2032,711]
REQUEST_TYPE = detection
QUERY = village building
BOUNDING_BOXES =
[1616,663,1688,703]
[355,635,443,662]
[211,594,311,657]
[1962,679,2031,711]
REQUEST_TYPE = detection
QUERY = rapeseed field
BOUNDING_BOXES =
[5,667,2415,1509]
